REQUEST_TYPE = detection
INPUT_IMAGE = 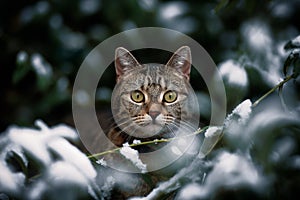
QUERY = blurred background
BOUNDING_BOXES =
[1,0,300,132]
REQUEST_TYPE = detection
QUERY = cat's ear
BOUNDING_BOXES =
[115,47,140,81]
[166,46,191,80]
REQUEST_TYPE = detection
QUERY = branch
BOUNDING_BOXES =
[252,75,293,108]
[88,127,208,159]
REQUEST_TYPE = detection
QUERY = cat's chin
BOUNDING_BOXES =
[126,123,165,138]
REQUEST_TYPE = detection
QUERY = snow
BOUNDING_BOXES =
[96,158,107,166]
[204,152,262,190]
[8,126,52,165]
[291,35,300,47]
[17,51,28,63]
[176,183,202,200]
[191,151,264,198]
[225,99,252,127]
[0,143,28,168]
[6,121,92,173]
[241,20,272,51]
[120,145,147,173]
[270,136,296,163]
[159,2,188,20]
[8,120,79,166]
[136,159,205,200]
[219,59,248,87]
[48,138,96,179]
[199,126,223,158]
[271,2,291,18]
[100,176,115,195]
[0,161,25,193]
[0,120,101,199]
[204,126,223,138]
[133,139,142,144]
[31,53,52,76]
[233,99,252,122]
[28,181,47,200]
[48,161,89,186]
[122,142,130,147]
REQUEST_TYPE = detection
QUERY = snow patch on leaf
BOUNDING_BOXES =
[48,161,89,185]
[0,161,25,193]
[48,138,96,179]
[219,59,248,87]
[7,120,79,166]
[204,152,264,194]
[176,183,202,200]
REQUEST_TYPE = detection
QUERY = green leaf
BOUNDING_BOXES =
[13,51,31,84]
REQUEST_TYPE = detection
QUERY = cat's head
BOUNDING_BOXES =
[111,46,199,140]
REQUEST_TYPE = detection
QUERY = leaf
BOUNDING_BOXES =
[30,53,53,91]
[5,150,28,177]
[283,49,300,79]
[284,35,300,50]
[13,51,31,84]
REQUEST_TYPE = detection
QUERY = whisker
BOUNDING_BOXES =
[108,123,136,144]
[167,121,195,135]
[164,125,177,137]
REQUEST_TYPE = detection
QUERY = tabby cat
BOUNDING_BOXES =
[98,46,200,199]
[108,46,199,149]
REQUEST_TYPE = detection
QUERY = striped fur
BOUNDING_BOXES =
[109,47,199,146]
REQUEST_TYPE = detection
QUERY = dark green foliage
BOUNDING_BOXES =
[1,0,299,131]
[1,0,300,199]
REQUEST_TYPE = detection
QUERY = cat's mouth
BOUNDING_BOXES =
[128,114,178,138]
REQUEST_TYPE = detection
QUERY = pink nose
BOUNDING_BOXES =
[149,111,160,119]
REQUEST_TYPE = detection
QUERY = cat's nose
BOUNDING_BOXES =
[149,111,160,120]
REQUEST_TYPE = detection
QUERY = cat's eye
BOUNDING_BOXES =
[163,91,177,103]
[131,90,144,103]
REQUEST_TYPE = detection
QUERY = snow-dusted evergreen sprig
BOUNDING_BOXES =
[0,120,101,200]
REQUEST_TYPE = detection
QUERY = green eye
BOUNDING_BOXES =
[164,91,177,103]
[131,90,144,103]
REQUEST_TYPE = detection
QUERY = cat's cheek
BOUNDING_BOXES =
[165,103,181,117]
[120,98,138,115]
[155,114,166,125]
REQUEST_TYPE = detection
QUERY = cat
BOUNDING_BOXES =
[97,46,201,199]
[108,46,199,149]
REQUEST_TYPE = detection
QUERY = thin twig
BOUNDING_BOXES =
[252,75,293,108]
[88,126,208,159]
[88,75,294,160]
